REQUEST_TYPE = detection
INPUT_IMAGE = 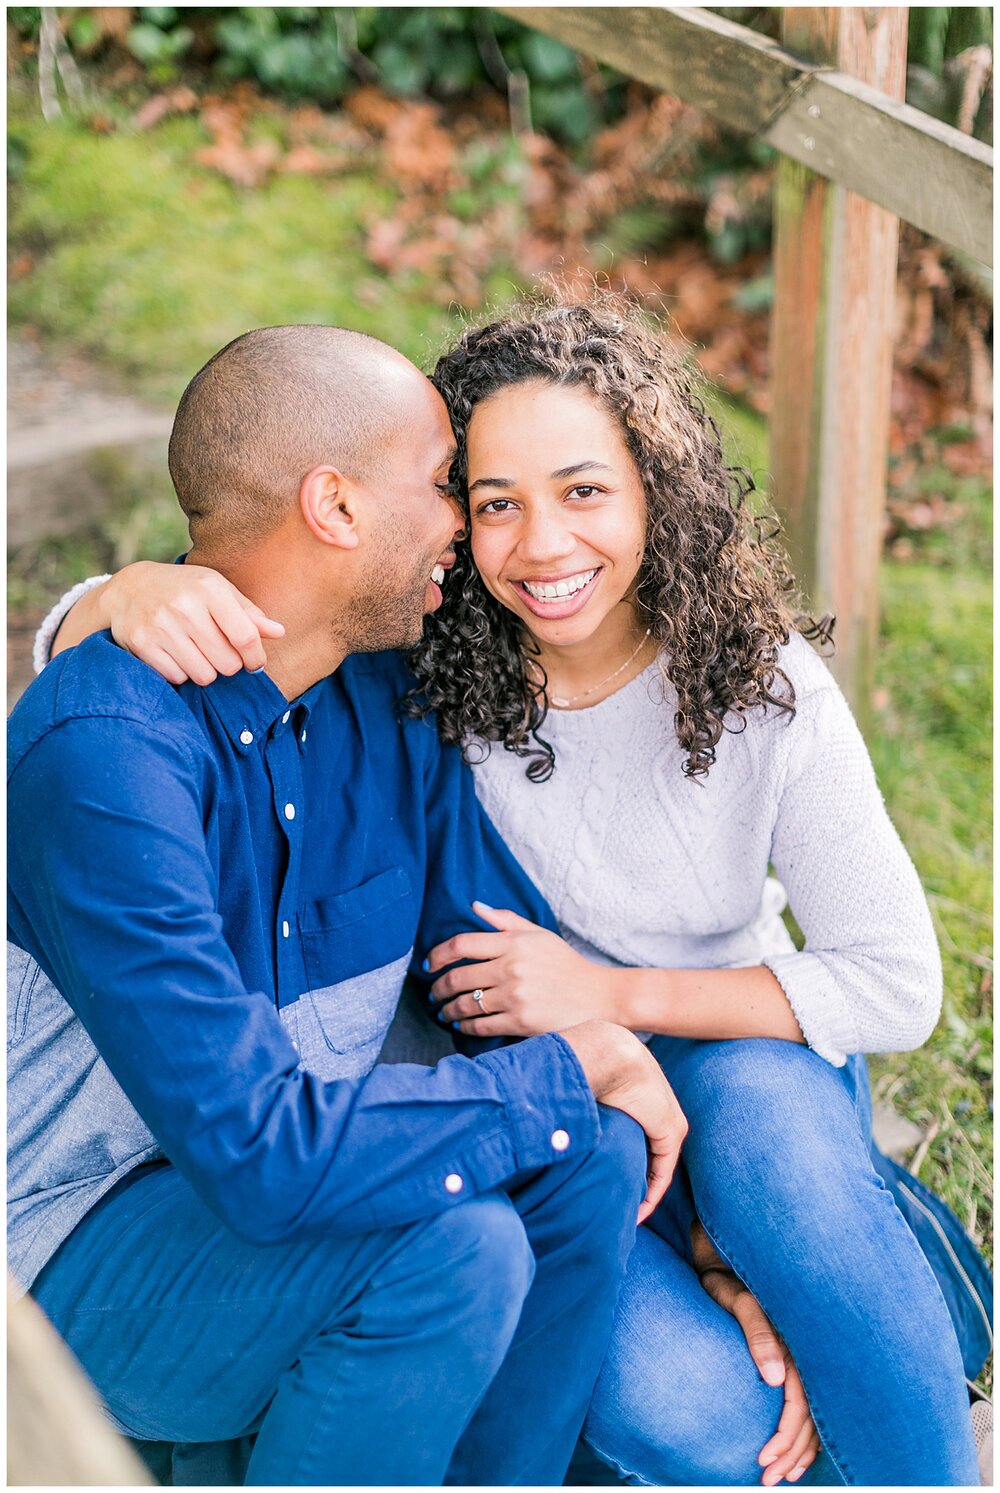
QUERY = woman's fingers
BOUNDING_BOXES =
[438,987,499,1022]
[427,933,503,977]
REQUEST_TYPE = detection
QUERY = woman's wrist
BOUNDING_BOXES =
[607,966,673,1033]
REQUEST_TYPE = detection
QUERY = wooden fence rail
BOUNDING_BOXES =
[499,6,992,266]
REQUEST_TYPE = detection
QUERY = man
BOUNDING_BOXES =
[8,326,687,1486]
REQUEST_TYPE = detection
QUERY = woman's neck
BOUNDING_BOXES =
[528,604,656,711]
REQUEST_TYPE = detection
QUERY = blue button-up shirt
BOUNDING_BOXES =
[7,633,598,1290]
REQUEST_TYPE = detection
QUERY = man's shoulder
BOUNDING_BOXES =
[9,633,204,777]
[339,648,417,695]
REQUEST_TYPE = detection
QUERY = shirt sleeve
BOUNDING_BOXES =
[408,721,560,1056]
[761,682,942,1066]
[32,575,111,674]
[8,714,599,1243]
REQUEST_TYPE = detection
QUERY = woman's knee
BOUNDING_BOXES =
[583,1227,783,1486]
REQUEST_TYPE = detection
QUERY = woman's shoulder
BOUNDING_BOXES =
[772,629,842,711]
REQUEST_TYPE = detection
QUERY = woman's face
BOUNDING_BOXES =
[465,380,647,649]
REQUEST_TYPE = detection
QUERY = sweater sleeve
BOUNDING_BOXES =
[761,680,942,1066]
[33,575,111,674]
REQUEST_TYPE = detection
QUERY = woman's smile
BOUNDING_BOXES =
[466,380,647,651]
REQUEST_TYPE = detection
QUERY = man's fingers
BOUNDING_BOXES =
[760,1363,813,1484]
[637,1139,682,1221]
[731,1294,787,1388]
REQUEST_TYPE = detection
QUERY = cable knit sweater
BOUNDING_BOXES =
[470,632,942,1067]
[35,588,941,1066]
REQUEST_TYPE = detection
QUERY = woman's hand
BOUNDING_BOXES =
[94,561,284,685]
[691,1221,821,1485]
[428,903,620,1035]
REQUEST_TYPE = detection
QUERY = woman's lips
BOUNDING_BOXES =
[512,568,602,620]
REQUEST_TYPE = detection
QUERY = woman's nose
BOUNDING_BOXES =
[518,508,576,564]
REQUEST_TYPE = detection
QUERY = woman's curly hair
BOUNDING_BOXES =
[406,292,831,781]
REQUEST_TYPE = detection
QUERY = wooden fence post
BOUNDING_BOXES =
[770,8,908,718]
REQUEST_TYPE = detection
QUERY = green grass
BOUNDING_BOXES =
[9,78,992,1277]
[8,82,457,405]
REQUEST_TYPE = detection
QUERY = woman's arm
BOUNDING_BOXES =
[40,561,283,683]
[428,904,805,1043]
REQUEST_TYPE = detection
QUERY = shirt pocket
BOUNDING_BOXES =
[295,868,417,1077]
[7,942,41,1051]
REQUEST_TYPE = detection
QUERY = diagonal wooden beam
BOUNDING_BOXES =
[498,6,993,266]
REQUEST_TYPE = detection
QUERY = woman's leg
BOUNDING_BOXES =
[650,1036,978,1487]
[582,1225,842,1486]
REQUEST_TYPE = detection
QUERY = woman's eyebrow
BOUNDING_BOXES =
[551,461,614,480]
[468,475,515,492]
[469,460,614,492]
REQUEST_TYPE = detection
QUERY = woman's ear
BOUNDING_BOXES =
[299,466,361,550]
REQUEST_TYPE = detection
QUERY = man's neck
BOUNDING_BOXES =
[187,546,346,702]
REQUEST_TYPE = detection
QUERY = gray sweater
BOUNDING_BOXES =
[470,632,942,1066]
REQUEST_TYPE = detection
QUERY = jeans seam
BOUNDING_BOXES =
[696,1200,855,1487]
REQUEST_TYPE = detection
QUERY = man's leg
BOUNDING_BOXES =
[448,1105,648,1487]
[32,1161,535,1487]
[650,1037,979,1487]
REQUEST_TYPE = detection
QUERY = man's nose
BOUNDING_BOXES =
[444,489,466,541]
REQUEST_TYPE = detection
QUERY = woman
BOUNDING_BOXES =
[40,298,987,1485]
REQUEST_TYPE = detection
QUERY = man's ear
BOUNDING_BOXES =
[299,466,362,551]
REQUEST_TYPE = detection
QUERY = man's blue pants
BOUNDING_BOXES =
[32,1106,646,1486]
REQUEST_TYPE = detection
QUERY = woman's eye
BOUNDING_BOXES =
[478,498,515,516]
[571,485,599,499]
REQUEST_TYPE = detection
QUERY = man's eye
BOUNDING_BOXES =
[435,481,459,497]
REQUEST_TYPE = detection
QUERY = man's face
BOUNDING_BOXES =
[344,378,463,653]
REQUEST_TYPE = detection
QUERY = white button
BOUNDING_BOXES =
[551,1129,570,1152]
[284,803,296,820]
[444,1173,464,1194]
[282,921,290,938]
[282,710,291,724]
[301,730,307,743]
[240,729,254,745]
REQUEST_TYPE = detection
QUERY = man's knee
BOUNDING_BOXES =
[588,1105,648,1208]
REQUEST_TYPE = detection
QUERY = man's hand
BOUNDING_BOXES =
[56,561,284,683]
[429,903,619,1034]
[691,1221,821,1485]
[556,1020,688,1224]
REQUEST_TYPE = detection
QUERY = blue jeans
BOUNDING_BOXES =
[582,1039,979,1487]
[32,1105,646,1487]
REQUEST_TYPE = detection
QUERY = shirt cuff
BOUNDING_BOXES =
[33,575,111,675]
[476,1031,602,1169]
[761,951,857,1067]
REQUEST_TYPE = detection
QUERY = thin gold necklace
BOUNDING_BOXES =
[548,630,654,709]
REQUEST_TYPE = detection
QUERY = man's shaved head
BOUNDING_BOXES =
[169,325,425,550]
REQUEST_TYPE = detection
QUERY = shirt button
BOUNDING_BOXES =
[240,729,254,745]
[284,803,296,821]
[282,710,291,724]
[444,1173,464,1194]
[282,921,290,939]
[551,1129,570,1152]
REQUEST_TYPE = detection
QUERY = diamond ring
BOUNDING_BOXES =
[472,988,486,1013]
